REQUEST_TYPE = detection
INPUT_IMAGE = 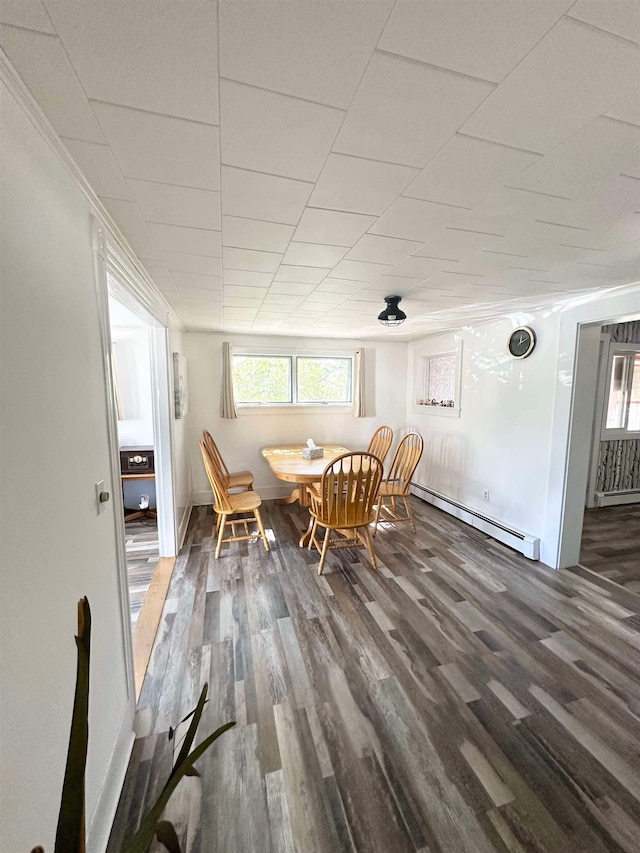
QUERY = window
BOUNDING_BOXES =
[604,347,640,434]
[414,342,462,417]
[233,353,352,408]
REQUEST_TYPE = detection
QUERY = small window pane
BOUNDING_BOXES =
[297,357,352,403]
[233,355,291,403]
[605,355,629,429]
[426,353,455,405]
[628,354,640,431]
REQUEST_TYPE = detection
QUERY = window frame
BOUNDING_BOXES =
[232,349,354,414]
[601,342,640,439]
[413,340,463,418]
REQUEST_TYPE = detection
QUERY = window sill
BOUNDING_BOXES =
[413,404,460,418]
[238,405,353,416]
[601,430,640,440]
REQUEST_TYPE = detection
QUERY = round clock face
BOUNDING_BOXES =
[508,326,536,359]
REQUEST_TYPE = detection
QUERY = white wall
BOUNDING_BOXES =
[0,80,131,850]
[111,323,154,448]
[407,312,560,554]
[407,284,640,568]
[186,332,408,501]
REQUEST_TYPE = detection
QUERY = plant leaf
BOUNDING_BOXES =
[155,820,182,853]
[54,597,91,853]
[184,767,200,777]
[171,683,208,774]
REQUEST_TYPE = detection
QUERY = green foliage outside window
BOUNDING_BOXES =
[297,357,351,403]
[232,354,352,405]
[233,355,291,403]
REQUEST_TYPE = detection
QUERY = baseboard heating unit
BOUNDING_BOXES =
[411,483,540,560]
[595,489,640,507]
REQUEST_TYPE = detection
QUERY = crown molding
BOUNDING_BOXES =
[0,48,184,332]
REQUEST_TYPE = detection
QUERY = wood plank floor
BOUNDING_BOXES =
[580,505,640,595]
[125,517,160,626]
[108,498,640,853]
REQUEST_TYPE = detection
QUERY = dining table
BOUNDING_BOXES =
[261,444,349,546]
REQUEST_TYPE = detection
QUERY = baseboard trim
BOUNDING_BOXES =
[595,489,640,507]
[411,482,540,560]
[177,500,193,549]
[87,707,135,853]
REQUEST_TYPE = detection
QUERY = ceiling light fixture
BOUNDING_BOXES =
[378,295,406,327]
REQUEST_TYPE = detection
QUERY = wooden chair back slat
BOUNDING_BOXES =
[316,452,382,528]
[203,430,230,479]
[385,432,424,495]
[367,425,393,466]
[199,440,233,512]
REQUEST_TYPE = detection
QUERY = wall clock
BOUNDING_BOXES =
[508,326,536,359]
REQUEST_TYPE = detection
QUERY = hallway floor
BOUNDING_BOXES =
[580,504,640,595]
[109,498,640,852]
[124,517,159,626]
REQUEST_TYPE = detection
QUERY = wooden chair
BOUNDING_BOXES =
[367,425,393,467]
[203,430,253,491]
[373,432,424,535]
[308,452,383,575]
[199,441,269,559]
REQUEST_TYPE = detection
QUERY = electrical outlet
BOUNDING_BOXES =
[482,489,490,501]
[95,480,109,515]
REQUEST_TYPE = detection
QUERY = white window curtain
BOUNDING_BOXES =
[353,347,366,418]
[220,341,238,419]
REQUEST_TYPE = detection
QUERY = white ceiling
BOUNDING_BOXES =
[2,0,639,340]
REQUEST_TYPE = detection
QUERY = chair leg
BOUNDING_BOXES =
[362,525,377,570]
[215,514,227,559]
[308,518,317,550]
[373,496,384,536]
[215,511,222,534]
[255,507,269,552]
[318,528,331,575]
[403,496,416,533]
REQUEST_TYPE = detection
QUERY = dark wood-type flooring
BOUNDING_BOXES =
[109,498,640,852]
[580,504,640,595]
[125,517,159,626]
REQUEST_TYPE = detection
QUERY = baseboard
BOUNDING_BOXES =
[595,489,640,507]
[177,500,193,549]
[411,482,540,560]
[87,707,135,853]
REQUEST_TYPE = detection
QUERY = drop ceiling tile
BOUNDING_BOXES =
[315,278,365,294]
[379,1,571,83]
[140,259,170,280]
[171,271,222,292]
[282,242,348,267]
[224,297,263,308]
[606,89,640,127]
[100,198,150,236]
[404,135,540,209]
[304,291,344,304]
[363,275,418,293]
[460,17,639,153]
[508,117,640,199]
[223,247,283,273]
[450,251,527,277]
[220,166,312,226]
[220,80,343,182]
[92,102,220,190]
[569,1,640,44]
[293,209,376,247]
[161,252,221,276]
[148,223,221,257]
[150,276,177,294]
[45,0,219,123]
[262,293,305,306]
[219,0,392,108]
[128,179,220,230]
[223,269,274,288]
[309,154,419,215]
[268,281,317,296]
[370,197,469,242]
[0,1,55,32]
[333,52,494,168]
[330,260,392,282]
[389,256,453,279]
[0,26,106,143]
[182,299,224,312]
[124,233,162,260]
[222,215,294,253]
[415,227,506,260]
[457,187,553,234]
[274,266,329,284]
[346,235,423,266]
[178,287,223,301]
[223,285,268,299]
[62,138,133,200]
